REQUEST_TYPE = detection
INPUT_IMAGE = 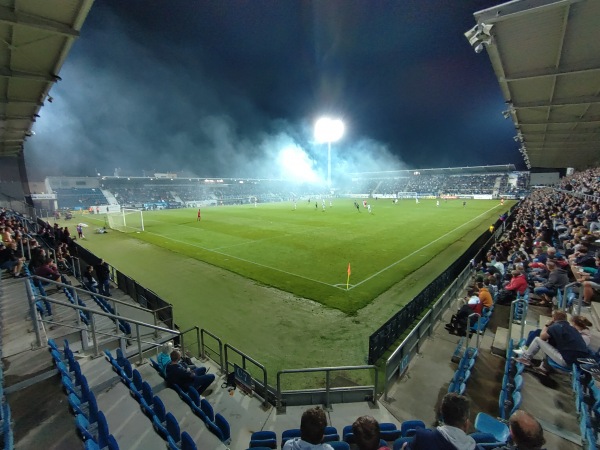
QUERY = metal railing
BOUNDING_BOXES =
[224,344,270,406]
[505,299,528,354]
[26,288,179,365]
[277,365,378,412]
[383,263,473,400]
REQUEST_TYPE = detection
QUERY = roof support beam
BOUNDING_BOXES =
[518,118,600,125]
[0,114,37,121]
[0,67,58,83]
[0,97,43,107]
[0,5,79,39]
[502,65,600,82]
[513,96,600,108]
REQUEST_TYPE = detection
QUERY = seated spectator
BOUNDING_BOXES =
[402,393,475,449]
[445,290,481,336]
[496,270,528,305]
[580,254,600,305]
[35,257,67,284]
[477,281,493,308]
[157,342,174,376]
[82,265,98,292]
[491,410,545,450]
[514,310,589,375]
[531,261,569,306]
[283,406,334,450]
[165,350,215,396]
[0,241,25,278]
[352,416,388,450]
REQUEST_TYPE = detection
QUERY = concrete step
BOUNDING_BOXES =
[492,322,539,356]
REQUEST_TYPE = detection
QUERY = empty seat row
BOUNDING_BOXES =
[48,339,120,450]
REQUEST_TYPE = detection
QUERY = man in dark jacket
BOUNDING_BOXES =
[165,350,215,395]
[403,393,475,450]
[94,259,111,297]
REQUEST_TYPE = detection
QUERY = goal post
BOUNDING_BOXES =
[106,208,144,233]
[397,191,418,199]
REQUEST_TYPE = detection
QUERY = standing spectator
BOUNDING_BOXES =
[95,259,111,297]
[402,393,475,449]
[283,407,334,450]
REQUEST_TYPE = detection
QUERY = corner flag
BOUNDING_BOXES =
[346,263,351,290]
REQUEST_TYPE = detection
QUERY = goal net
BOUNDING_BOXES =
[107,208,145,233]
[397,191,418,199]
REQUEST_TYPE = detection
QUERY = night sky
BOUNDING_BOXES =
[27,0,521,181]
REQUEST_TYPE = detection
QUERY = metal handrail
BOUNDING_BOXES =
[30,275,153,314]
[467,312,481,349]
[506,298,527,355]
[277,365,377,410]
[26,286,179,364]
[200,328,224,373]
[224,343,268,406]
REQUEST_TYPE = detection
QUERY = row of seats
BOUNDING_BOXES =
[88,291,131,335]
[0,278,14,450]
[107,349,227,449]
[148,356,231,444]
[48,339,120,450]
[449,344,479,396]
[500,340,525,420]
[572,365,598,449]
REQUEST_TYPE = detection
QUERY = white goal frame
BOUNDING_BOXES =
[397,191,418,199]
[107,208,145,233]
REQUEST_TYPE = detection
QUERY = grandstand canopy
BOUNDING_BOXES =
[470,0,600,171]
[0,0,93,158]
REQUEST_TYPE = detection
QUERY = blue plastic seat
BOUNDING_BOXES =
[200,398,214,422]
[474,412,509,444]
[379,422,401,441]
[139,381,155,419]
[151,396,168,438]
[166,412,181,449]
[249,430,277,448]
[207,413,231,445]
[393,437,412,450]
[181,431,197,450]
[282,428,301,447]
[400,420,425,437]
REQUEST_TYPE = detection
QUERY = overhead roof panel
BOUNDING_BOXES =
[469,0,600,170]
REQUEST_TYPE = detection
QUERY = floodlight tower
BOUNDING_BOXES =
[314,117,344,188]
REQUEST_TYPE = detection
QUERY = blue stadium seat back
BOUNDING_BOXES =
[187,385,201,407]
[116,348,126,366]
[251,430,277,441]
[181,431,197,450]
[104,349,116,363]
[510,391,522,416]
[379,423,400,440]
[586,427,597,450]
[249,439,277,448]
[75,413,95,441]
[469,432,497,443]
[400,420,425,437]
[166,412,181,444]
[474,412,509,444]
[149,358,163,377]
[167,435,180,450]
[393,437,412,450]
[580,408,591,441]
[329,442,350,450]
[172,382,188,401]
[122,358,133,380]
[323,433,341,443]
[324,425,339,435]
[200,398,215,422]
[153,395,167,423]
[140,382,155,418]
[547,358,571,373]
[152,412,168,439]
[282,428,301,447]
[498,389,508,420]
[513,374,523,392]
[107,435,120,450]
[97,411,110,449]
[51,349,63,364]
[84,438,100,450]
[131,369,143,392]
[215,413,231,445]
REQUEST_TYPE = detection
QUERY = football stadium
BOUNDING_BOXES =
[1,1,600,450]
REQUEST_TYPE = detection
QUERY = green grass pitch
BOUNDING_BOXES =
[72,198,511,376]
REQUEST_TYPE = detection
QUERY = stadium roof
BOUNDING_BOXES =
[0,0,93,158]
[468,0,600,171]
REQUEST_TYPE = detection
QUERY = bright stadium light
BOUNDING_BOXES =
[314,117,344,187]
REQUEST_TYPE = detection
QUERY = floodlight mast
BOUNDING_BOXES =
[314,117,344,188]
